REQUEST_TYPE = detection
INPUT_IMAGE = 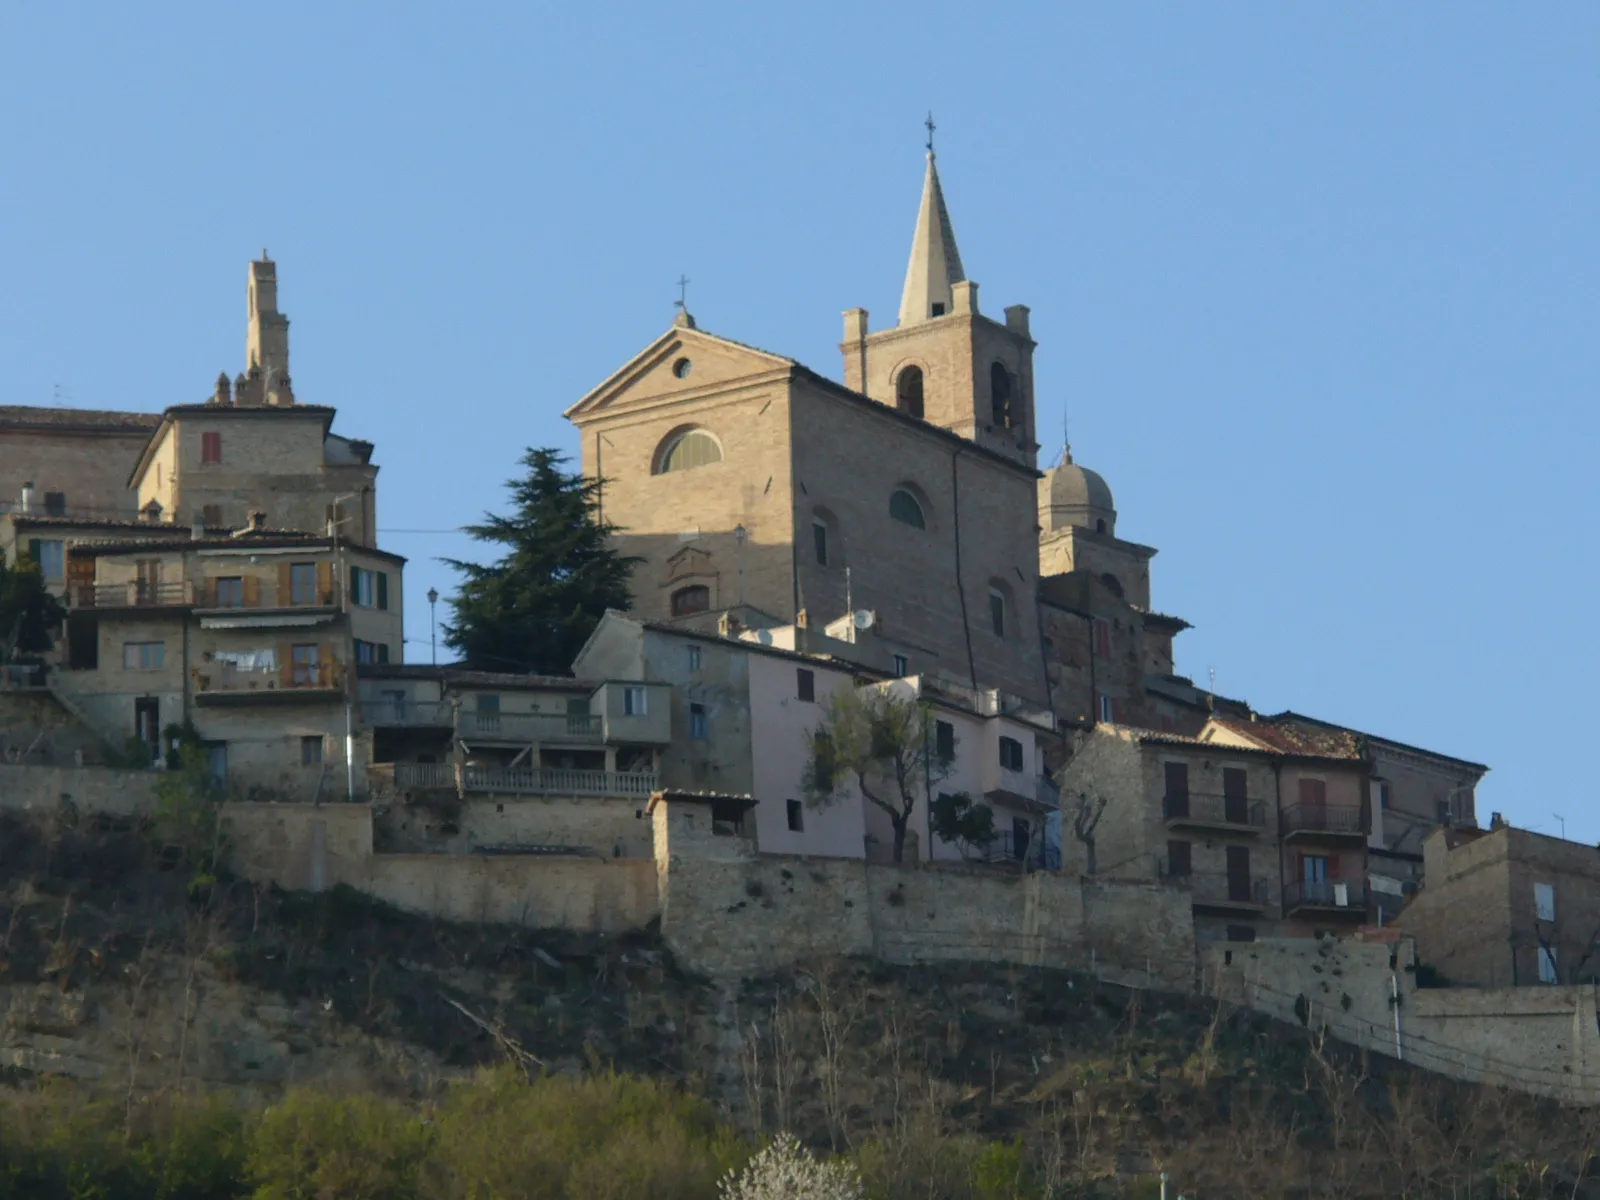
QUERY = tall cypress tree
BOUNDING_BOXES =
[442,448,638,675]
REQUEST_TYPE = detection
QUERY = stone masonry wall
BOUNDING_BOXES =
[1203,935,1600,1104]
[0,764,159,816]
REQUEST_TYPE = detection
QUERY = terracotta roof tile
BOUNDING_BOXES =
[0,405,161,431]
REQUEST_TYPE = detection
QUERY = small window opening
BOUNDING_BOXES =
[990,363,1014,429]
[812,521,828,566]
[796,668,815,702]
[786,799,805,832]
[671,585,710,616]
[895,366,925,419]
[889,489,925,529]
[930,302,946,317]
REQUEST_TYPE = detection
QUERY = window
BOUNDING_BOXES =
[1164,761,1190,809]
[28,539,65,580]
[990,362,1014,429]
[796,668,815,702]
[671,585,710,616]
[1094,618,1111,658]
[122,641,165,670]
[655,428,723,474]
[892,653,909,677]
[290,644,320,685]
[1223,767,1249,823]
[566,696,589,715]
[1095,518,1106,534]
[930,302,946,317]
[201,505,223,529]
[209,577,242,608]
[44,491,66,517]
[998,736,1024,772]
[889,489,925,529]
[300,735,324,766]
[355,639,390,665]
[1539,946,1560,985]
[1378,781,1392,810]
[689,702,708,739]
[289,562,318,605]
[935,720,955,762]
[786,799,805,832]
[687,645,701,672]
[812,521,828,566]
[895,365,925,419]
[477,693,500,715]
[351,567,375,607]
[672,357,693,379]
[1535,883,1556,923]
[989,586,1006,638]
[623,686,647,716]
[1167,840,1192,878]
[201,431,222,463]
[1098,693,1115,724]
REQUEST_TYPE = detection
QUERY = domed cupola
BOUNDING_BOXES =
[1038,445,1116,536]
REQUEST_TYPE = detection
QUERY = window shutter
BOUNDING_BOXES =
[27,539,41,564]
[317,561,333,605]
[378,642,390,664]
[277,563,292,606]
[1328,856,1340,878]
[321,641,335,686]
[350,564,360,602]
[376,572,388,610]
[244,575,260,607]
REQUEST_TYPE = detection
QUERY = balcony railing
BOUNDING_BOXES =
[72,581,194,609]
[1284,879,1368,913]
[394,761,657,798]
[967,829,1062,871]
[459,711,604,742]
[1165,868,1270,909]
[361,700,455,727]
[1281,803,1364,838]
[195,662,345,694]
[2,498,143,522]
[1163,791,1266,830]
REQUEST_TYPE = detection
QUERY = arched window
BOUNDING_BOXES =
[896,366,925,419]
[990,362,1014,429]
[671,585,710,616]
[889,488,926,529]
[1100,572,1124,598]
[1095,518,1107,534]
[988,578,1015,639]
[654,428,723,474]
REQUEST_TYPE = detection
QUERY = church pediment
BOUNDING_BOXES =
[565,325,795,420]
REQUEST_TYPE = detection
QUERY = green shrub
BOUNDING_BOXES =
[247,1089,432,1200]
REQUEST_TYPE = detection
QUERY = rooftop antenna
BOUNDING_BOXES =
[1208,667,1217,716]
[1555,812,1567,840]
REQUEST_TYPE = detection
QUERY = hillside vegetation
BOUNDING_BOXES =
[2,809,1598,1198]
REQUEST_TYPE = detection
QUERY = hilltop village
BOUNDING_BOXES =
[5,153,1598,1100]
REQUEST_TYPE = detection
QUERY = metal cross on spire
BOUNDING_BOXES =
[925,111,936,155]
[674,274,690,311]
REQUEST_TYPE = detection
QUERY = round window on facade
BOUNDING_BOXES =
[672,357,693,379]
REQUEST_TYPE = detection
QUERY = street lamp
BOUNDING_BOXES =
[427,588,439,666]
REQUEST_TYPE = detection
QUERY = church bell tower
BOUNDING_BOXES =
[841,125,1038,469]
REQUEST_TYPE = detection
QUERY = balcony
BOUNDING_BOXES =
[966,828,1063,871]
[458,710,605,744]
[1281,803,1365,843]
[194,661,346,706]
[71,581,194,610]
[1163,791,1266,835]
[361,700,454,727]
[1166,868,1270,913]
[194,579,338,611]
[1284,878,1368,918]
[395,761,657,798]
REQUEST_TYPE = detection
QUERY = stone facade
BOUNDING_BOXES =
[0,407,159,523]
[1402,824,1600,988]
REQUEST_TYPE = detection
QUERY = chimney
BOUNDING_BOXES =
[213,372,232,406]
[1491,812,1506,830]
[841,308,869,393]
[19,481,34,515]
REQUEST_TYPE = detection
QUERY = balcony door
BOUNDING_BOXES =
[135,559,162,604]
[1164,762,1190,819]
[1223,767,1248,825]
[1298,777,1327,829]
[1225,845,1252,903]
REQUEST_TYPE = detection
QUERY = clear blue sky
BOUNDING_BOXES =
[2,5,1595,837]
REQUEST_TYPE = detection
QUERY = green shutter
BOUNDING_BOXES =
[27,539,41,564]
[376,572,388,611]
[377,642,390,664]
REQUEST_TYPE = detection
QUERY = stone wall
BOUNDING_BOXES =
[377,794,652,858]
[0,692,110,765]
[1202,935,1600,1103]
[362,855,657,932]
[0,764,159,816]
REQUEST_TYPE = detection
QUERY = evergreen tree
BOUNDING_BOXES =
[442,448,638,675]
[0,556,65,661]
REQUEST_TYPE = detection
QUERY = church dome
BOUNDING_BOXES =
[1038,449,1117,536]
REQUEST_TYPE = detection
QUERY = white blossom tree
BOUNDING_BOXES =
[720,1133,864,1200]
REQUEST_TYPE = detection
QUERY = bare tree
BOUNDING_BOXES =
[1071,790,1107,876]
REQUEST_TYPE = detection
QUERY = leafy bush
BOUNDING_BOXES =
[248,1089,432,1200]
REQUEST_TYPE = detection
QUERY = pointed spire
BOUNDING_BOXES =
[897,145,966,327]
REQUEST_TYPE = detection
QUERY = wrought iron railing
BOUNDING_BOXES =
[1164,867,1270,907]
[394,761,657,798]
[1162,791,1266,829]
[1284,879,1368,911]
[1281,803,1364,836]
[72,581,194,608]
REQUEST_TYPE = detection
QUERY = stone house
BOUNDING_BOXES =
[53,530,403,799]
[1402,822,1600,988]
[574,610,1063,867]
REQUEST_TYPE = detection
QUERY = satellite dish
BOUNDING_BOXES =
[853,609,875,630]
